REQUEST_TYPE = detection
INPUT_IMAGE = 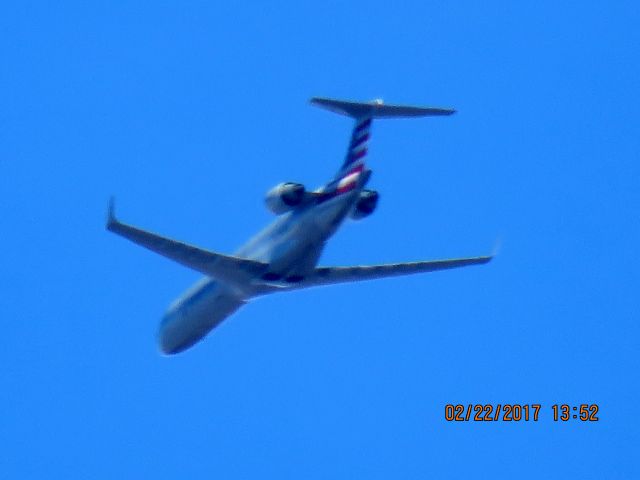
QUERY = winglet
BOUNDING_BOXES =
[106,196,117,230]
[491,237,502,257]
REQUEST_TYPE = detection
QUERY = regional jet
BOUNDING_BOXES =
[107,97,493,354]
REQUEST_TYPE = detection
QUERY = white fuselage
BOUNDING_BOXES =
[158,188,361,354]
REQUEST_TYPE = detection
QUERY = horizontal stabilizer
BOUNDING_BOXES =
[106,198,269,284]
[310,97,455,119]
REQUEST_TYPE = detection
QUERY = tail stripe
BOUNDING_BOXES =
[352,132,369,149]
[343,117,372,168]
[350,148,367,162]
[354,117,372,133]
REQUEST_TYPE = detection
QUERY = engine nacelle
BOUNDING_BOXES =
[350,190,379,220]
[265,182,306,214]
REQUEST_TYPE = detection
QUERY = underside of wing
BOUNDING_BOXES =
[286,255,493,290]
[106,198,268,284]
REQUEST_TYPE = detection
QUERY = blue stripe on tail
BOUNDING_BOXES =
[341,117,372,171]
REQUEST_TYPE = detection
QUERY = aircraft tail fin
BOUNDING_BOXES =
[310,97,455,178]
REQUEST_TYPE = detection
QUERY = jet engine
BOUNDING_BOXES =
[350,189,379,220]
[265,182,307,214]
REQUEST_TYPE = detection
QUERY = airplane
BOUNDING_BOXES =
[107,97,493,355]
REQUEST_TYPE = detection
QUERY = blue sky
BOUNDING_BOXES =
[1,1,638,478]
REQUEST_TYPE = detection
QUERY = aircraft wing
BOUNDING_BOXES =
[106,198,268,284]
[288,255,493,290]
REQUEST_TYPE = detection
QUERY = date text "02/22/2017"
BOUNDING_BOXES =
[444,404,599,422]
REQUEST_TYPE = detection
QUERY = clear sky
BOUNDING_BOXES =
[1,1,638,478]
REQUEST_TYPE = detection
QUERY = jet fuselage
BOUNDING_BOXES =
[158,186,362,354]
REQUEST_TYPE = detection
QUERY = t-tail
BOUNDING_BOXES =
[310,97,455,182]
